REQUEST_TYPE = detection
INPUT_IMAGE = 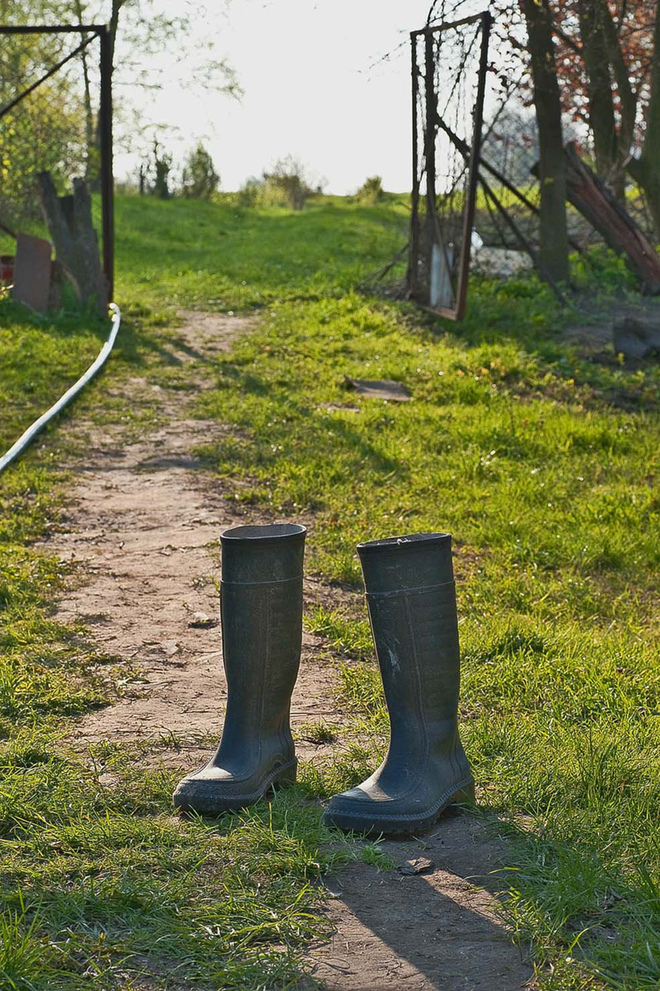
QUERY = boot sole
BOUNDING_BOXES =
[174,757,298,816]
[323,779,475,836]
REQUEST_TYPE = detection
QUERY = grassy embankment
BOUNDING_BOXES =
[1,192,660,989]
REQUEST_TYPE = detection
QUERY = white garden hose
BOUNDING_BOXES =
[0,303,122,474]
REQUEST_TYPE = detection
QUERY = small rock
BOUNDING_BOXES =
[399,857,435,876]
[188,612,217,629]
[614,316,660,359]
[161,640,181,657]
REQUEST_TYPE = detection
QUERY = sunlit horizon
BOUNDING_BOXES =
[114,0,486,195]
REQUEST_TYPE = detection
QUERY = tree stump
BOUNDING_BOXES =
[38,172,108,316]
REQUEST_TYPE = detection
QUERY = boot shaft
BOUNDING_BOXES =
[219,524,305,742]
[357,533,461,756]
[172,522,305,814]
[221,523,306,584]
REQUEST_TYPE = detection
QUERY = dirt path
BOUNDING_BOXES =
[45,311,533,990]
[48,312,342,769]
[309,813,533,990]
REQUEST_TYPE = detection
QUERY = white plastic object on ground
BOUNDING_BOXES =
[0,302,122,474]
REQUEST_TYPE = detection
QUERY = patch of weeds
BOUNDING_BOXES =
[0,902,59,991]
[337,663,386,721]
[299,742,384,803]
[296,720,339,745]
[361,842,397,871]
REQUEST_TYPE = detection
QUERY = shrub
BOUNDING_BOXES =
[237,159,323,211]
[262,156,320,210]
[356,176,384,204]
[181,143,220,200]
[238,176,262,207]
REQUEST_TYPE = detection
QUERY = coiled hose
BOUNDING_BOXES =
[0,302,122,474]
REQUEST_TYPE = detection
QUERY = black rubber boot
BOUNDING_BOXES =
[324,532,474,835]
[173,523,305,814]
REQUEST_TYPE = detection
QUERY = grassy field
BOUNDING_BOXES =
[1,194,659,989]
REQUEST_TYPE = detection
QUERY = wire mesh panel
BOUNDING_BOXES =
[0,25,113,295]
[408,11,491,319]
[471,78,545,281]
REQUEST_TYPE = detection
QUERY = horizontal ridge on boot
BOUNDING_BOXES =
[324,531,475,836]
[173,523,305,816]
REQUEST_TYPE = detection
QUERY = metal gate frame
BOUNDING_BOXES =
[408,10,492,321]
[0,23,114,299]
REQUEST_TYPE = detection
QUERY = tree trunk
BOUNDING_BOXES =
[521,0,570,283]
[577,0,619,193]
[73,0,96,182]
[601,1,637,167]
[627,1,660,239]
[108,0,124,70]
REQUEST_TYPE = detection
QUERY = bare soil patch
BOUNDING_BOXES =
[43,309,532,989]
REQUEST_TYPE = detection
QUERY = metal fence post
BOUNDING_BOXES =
[99,24,114,301]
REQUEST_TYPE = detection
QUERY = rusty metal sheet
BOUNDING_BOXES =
[12,232,52,312]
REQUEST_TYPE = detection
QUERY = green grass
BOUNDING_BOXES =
[1,193,660,988]
[115,194,409,311]
[0,729,341,990]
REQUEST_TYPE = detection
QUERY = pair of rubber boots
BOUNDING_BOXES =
[173,523,474,835]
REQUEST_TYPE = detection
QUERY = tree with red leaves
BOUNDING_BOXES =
[490,0,660,232]
[432,0,660,274]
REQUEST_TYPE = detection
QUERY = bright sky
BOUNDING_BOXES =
[116,0,481,194]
